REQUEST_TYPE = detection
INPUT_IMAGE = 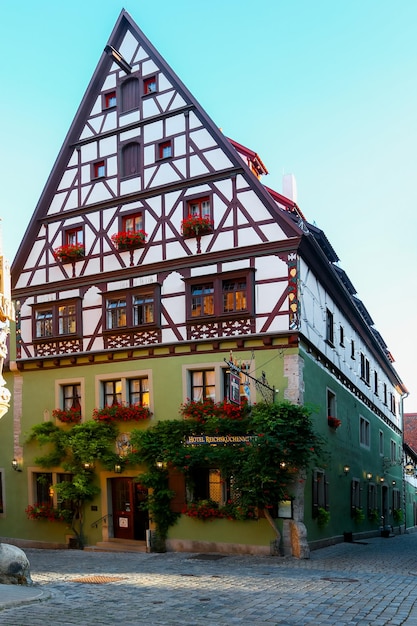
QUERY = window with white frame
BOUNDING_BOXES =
[327,389,336,418]
[97,372,151,409]
[360,352,370,385]
[360,416,370,448]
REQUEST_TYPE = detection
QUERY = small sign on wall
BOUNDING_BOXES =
[119,517,129,528]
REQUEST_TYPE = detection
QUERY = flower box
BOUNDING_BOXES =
[54,243,85,262]
[92,403,152,422]
[180,398,247,422]
[181,215,214,238]
[327,416,341,429]
[25,503,69,522]
[182,500,257,521]
[52,407,82,424]
[111,230,147,250]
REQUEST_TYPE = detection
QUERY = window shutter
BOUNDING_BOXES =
[168,468,186,513]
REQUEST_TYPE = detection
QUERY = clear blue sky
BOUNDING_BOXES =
[1,1,416,410]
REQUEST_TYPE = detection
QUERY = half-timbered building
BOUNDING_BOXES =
[2,10,408,555]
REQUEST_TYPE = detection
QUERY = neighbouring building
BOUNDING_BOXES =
[0,10,408,555]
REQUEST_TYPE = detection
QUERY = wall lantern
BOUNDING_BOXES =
[405,462,415,475]
[380,477,385,483]
[156,460,166,469]
[366,472,373,481]
[343,465,350,475]
[279,461,287,470]
[11,458,22,472]
[83,462,94,471]
[114,463,122,474]
[392,480,396,486]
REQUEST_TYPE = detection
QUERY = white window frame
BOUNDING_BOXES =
[95,370,153,412]
[359,416,370,449]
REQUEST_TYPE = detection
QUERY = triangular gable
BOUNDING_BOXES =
[12,10,302,284]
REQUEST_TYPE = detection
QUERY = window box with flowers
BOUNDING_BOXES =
[182,500,257,521]
[111,230,147,250]
[180,398,248,423]
[54,243,85,263]
[92,403,152,422]
[327,416,341,429]
[52,408,82,424]
[25,503,72,523]
[181,215,214,238]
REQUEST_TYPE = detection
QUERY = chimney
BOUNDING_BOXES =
[282,174,297,203]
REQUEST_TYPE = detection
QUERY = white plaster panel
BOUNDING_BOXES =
[213,178,233,198]
[173,158,187,177]
[190,129,216,149]
[102,75,116,90]
[89,116,103,134]
[158,74,173,91]
[237,191,271,220]
[184,184,211,197]
[142,59,159,74]
[99,136,117,157]
[156,91,175,112]
[162,295,185,324]
[120,111,140,127]
[203,148,234,171]
[64,189,78,211]
[68,152,78,167]
[90,96,102,117]
[168,93,187,110]
[79,126,94,140]
[120,127,141,142]
[174,135,186,156]
[132,275,158,287]
[143,98,160,118]
[26,266,46,287]
[120,29,139,60]
[259,222,287,241]
[58,169,77,192]
[150,163,181,187]
[189,155,209,177]
[134,46,148,63]
[223,260,251,272]
[189,111,202,130]
[166,115,185,138]
[81,165,90,184]
[120,177,141,195]
[102,111,117,132]
[255,316,288,334]
[236,174,249,190]
[106,156,117,177]
[162,327,186,344]
[106,178,118,196]
[81,143,98,162]
[144,166,157,187]
[144,120,163,143]
[190,265,217,277]
[256,283,286,315]
[86,183,114,205]
[255,255,287,281]
[206,231,235,253]
[144,145,154,166]
[161,272,184,296]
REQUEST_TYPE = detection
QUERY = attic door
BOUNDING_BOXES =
[121,77,139,112]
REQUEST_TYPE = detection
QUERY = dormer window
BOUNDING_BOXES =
[158,140,172,160]
[143,75,157,95]
[103,90,117,109]
[92,160,106,179]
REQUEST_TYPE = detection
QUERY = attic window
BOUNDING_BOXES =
[143,75,157,95]
[103,91,117,109]
[158,140,172,160]
[92,160,106,179]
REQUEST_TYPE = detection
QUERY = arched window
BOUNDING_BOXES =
[121,78,139,113]
[121,143,140,178]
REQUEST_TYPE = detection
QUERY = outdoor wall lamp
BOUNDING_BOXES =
[366,472,373,481]
[114,463,122,474]
[11,458,21,472]
[156,460,167,469]
[280,461,287,469]
[392,480,396,486]
[83,462,94,471]
[405,462,415,475]
[380,477,385,483]
[343,465,350,475]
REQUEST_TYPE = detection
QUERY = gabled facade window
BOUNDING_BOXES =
[64,226,83,246]
[360,352,370,385]
[325,309,334,345]
[92,160,106,179]
[34,300,80,339]
[143,75,157,95]
[104,287,159,331]
[187,270,254,320]
[103,90,117,109]
[359,416,370,448]
[121,142,140,178]
[186,196,211,220]
[121,77,139,112]
[158,140,172,160]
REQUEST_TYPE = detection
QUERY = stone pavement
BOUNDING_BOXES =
[2,533,417,625]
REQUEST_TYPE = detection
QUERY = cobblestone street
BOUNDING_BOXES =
[2,533,417,625]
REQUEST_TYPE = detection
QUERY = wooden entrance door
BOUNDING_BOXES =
[111,478,148,540]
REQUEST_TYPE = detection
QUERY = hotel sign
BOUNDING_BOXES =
[185,435,257,446]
